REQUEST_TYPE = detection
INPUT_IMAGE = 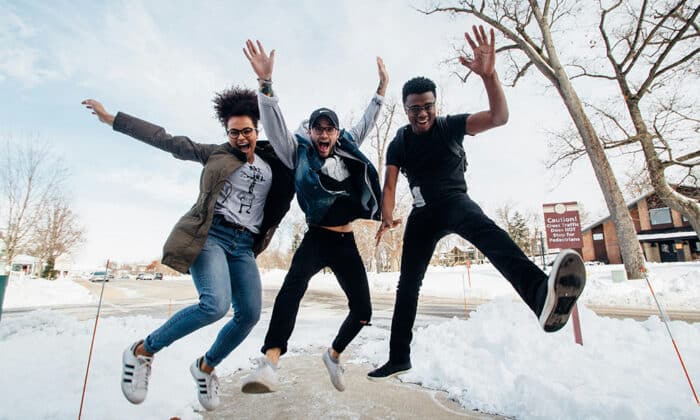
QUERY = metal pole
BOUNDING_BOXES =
[78,259,110,419]
[643,267,699,406]
[571,304,583,345]
[461,273,468,319]
[540,232,546,270]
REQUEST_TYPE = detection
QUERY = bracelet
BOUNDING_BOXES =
[258,78,274,96]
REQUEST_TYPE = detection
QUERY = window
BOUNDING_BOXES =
[649,207,672,225]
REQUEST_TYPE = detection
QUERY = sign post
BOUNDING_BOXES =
[543,202,584,345]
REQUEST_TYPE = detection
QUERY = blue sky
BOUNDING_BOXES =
[2,0,621,267]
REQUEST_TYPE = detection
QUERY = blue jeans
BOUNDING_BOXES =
[143,220,262,367]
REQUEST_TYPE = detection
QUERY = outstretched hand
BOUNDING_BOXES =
[376,56,388,96]
[243,39,275,80]
[375,218,402,246]
[459,25,496,78]
[81,99,114,126]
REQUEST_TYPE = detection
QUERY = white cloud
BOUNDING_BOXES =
[0,9,64,85]
[3,0,639,265]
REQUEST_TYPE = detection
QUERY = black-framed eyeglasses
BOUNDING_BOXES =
[406,102,435,115]
[227,127,257,139]
[311,126,338,135]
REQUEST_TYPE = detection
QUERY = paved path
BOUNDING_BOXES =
[202,354,508,420]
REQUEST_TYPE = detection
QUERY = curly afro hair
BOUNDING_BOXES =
[402,77,437,104]
[212,86,260,128]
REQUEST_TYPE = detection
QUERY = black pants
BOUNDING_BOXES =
[262,226,372,355]
[389,194,548,364]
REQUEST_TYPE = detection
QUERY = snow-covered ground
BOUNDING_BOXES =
[1,263,699,419]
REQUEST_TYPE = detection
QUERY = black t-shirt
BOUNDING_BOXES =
[386,114,469,206]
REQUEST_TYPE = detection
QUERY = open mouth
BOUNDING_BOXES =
[237,141,251,153]
[415,117,430,129]
[318,140,331,154]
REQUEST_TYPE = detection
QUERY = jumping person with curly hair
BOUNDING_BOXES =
[81,87,294,411]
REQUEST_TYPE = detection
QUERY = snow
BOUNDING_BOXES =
[1,263,699,419]
[3,276,95,309]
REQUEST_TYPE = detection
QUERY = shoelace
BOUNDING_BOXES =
[135,356,152,388]
[208,374,220,398]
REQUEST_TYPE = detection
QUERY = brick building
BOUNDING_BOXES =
[581,186,699,263]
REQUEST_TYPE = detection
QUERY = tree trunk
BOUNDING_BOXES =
[527,1,647,278]
[627,104,700,235]
[554,77,646,278]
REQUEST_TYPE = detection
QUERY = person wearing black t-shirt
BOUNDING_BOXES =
[369,25,586,380]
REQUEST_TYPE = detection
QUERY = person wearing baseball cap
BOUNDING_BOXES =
[242,39,387,393]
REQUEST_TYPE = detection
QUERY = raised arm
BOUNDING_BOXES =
[81,99,214,164]
[347,57,388,146]
[459,25,509,135]
[375,164,402,245]
[243,39,297,170]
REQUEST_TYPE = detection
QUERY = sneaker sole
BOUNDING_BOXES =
[539,250,586,332]
[241,381,276,394]
[366,368,411,382]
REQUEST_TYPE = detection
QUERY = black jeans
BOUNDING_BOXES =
[262,226,372,355]
[389,194,547,364]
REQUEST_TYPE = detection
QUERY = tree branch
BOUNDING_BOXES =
[637,3,699,98]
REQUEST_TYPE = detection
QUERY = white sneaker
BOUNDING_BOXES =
[190,358,220,411]
[121,341,153,404]
[322,348,345,392]
[539,249,586,332]
[241,357,279,393]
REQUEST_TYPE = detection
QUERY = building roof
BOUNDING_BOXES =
[582,185,699,232]
[636,230,697,241]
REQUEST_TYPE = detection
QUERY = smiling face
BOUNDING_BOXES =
[404,92,437,135]
[226,115,258,161]
[309,116,340,159]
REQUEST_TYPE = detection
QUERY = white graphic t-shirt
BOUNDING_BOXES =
[214,154,272,234]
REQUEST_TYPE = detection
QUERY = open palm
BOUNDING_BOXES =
[243,39,275,80]
[459,25,495,77]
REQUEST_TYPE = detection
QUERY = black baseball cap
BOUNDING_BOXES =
[309,107,339,129]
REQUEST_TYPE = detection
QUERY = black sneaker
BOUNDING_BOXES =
[539,249,586,332]
[367,361,412,381]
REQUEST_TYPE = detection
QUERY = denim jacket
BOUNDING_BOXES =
[294,131,381,224]
[258,91,384,225]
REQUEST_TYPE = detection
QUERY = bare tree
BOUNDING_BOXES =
[368,96,404,272]
[547,0,700,233]
[30,195,85,277]
[1,138,68,274]
[370,96,400,182]
[420,0,648,278]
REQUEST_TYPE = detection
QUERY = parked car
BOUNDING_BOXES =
[89,271,109,282]
[136,272,155,280]
[154,272,163,280]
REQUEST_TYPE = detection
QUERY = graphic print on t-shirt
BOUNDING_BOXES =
[214,155,272,234]
[216,164,266,214]
[235,165,265,214]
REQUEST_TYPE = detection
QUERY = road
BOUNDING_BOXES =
[5,278,700,323]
